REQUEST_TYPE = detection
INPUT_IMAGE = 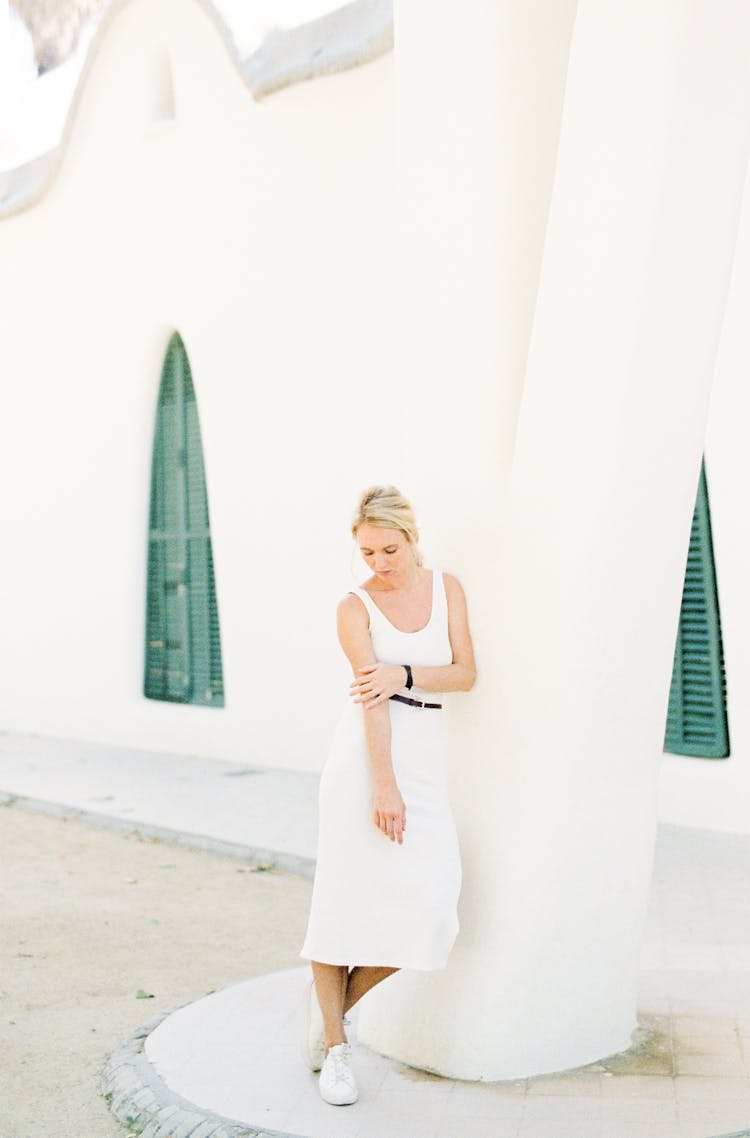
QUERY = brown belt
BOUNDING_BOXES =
[389,693,442,710]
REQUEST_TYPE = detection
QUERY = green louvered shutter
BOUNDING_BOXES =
[144,332,225,706]
[663,457,728,758]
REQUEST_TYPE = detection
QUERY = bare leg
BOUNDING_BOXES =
[311,961,348,1054]
[343,965,400,1014]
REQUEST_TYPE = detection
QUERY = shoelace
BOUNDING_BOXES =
[327,1044,354,1085]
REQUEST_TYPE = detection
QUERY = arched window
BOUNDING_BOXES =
[663,456,728,757]
[144,332,225,706]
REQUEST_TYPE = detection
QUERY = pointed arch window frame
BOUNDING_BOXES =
[663,456,728,758]
[143,331,225,708]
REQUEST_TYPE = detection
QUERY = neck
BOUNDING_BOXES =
[392,563,420,591]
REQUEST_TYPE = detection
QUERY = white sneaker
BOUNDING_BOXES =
[301,976,325,1071]
[319,1041,358,1105]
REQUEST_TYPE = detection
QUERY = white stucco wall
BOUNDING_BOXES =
[0,0,395,771]
[1,0,750,854]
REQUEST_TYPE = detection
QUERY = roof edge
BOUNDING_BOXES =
[243,0,393,100]
[0,0,394,221]
[0,149,58,217]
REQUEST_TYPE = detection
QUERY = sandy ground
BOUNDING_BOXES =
[0,802,313,1138]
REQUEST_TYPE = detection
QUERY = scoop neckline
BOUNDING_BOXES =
[359,569,436,635]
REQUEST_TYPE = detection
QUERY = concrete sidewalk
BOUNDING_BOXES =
[0,729,319,877]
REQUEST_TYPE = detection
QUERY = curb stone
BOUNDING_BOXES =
[100,993,303,1138]
[0,791,315,879]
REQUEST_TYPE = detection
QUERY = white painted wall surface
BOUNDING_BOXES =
[0,0,395,771]
[356,0,750,1079]
[658,150,750,835]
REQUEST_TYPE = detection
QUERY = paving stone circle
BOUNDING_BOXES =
[100,998,302,1138]
[100,997,750,1138]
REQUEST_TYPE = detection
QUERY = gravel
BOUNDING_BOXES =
[0,802,312,1138]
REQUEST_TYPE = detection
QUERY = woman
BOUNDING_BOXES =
[298,484,476,1105]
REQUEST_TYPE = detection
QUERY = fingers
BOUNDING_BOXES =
[352,685,384,707]
[349,663,399,707]
[377,814,396,842]
[377,816,392,839]
[374,810,407,843]
[375,811,390,837]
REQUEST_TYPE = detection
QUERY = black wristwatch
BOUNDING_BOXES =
[402,664,413,690]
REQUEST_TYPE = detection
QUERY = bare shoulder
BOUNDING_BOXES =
[442,573,471,630]
[337,591,369,623]
[442,571,467,600]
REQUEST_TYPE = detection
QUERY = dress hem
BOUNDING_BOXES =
[298,950,452,972]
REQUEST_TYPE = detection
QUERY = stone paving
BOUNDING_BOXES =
[103,955,750,1138]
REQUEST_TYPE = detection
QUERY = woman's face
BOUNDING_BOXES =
[356,523,415,582]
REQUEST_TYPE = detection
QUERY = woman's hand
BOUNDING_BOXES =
[373,781,406,843]
[350,662,407,709]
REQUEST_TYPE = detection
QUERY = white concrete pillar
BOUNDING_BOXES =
[356,0,750,1079]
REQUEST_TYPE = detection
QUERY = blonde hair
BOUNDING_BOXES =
[351,484,423,566]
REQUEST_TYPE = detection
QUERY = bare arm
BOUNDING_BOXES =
[337,594,407,843]
[410,573,476,691]
[349,573,477,707]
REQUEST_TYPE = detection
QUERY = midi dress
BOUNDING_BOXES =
[299,567,462,971]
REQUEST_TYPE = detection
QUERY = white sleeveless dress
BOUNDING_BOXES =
[299,568,462,971]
